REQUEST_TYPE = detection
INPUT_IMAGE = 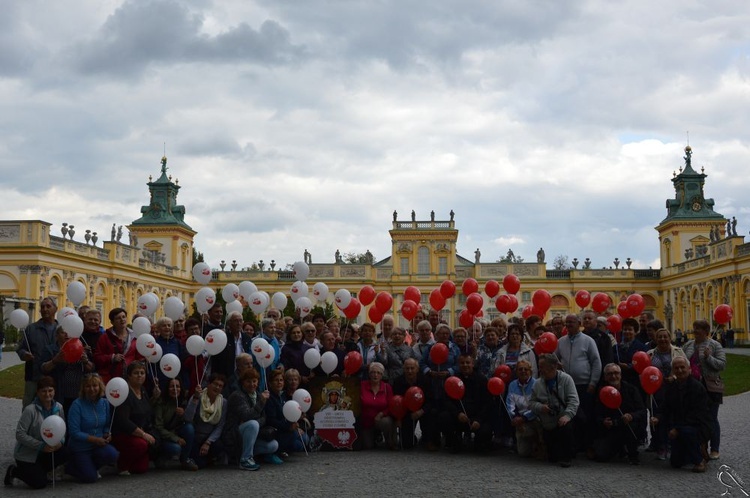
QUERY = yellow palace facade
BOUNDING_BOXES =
[1,149,748,342]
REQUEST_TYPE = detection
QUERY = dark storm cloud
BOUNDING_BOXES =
[71,0,305,77]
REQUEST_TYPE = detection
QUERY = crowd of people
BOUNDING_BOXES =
[5,297,727,488]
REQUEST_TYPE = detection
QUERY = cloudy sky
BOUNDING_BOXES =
[2,0,750,272]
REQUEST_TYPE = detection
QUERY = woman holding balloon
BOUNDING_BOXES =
[154,378,199,471]
[65,374,120,483]
[5,376,68,489]
[265,369,308,456]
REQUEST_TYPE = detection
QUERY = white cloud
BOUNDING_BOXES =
[2,0,750,273]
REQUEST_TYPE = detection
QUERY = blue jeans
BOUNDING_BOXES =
[160,423,195,462]
[66,445,119,483]
[239,420,278,460]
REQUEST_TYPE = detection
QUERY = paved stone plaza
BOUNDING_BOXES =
[2,351,749,497]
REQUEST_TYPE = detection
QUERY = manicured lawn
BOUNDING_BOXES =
[0,364,24,399]
[724,353,750,396]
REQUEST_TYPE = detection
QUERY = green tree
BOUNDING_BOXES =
[192,248,204,267]
[343,251,375,264]
[497,249,524,263]
[553,254,571,270]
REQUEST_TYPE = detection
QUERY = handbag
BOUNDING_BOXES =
[258,425,277,442]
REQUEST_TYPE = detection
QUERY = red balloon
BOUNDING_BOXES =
[575,290,591,308]
[533,341,545,356]
[536,332,558,354]
[475,309,484,318]
[439,280,456,299]
[430,343,449,365]
[368,306,383,324]
[626,294,645,316]
[404,286,421,305]
[495,294,512,313]
[343,351,363,375]
[401,299,419,321]
[713,304,733,325]
[591,293,611,313]
[506,295,519,313]
[429,289,446,311]
[616,300,631,318]
[606,315,623,334]
[494,364,512,384]
[342,298,361,319]
[521,305,536,319]
[374,292,393,314]
[488,377,506,396]
[484,280,501,298]
[388,395,407,421]
[465,293,484,315]
[532,289,551,314]
[502,274,521,295]
[458,309,474,328]
[445,376,465,400]
[599,386,622,410]
[461,278,479,296]
[359,285,376,306]
[631,351,650,374]
[61,338,84,363]
[640,366,664,395]
[404,386,425,412]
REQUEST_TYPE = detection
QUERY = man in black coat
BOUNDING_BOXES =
[392,358,432,449]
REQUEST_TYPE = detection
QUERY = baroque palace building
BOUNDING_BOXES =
[1,148,748,343]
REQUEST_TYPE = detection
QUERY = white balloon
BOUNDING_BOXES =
[205,329,227,356]
[195,287,217,314]
[303,348,321,370]
[320,351,338,374]
[257,342,276,368]
[67,281,86,307]
[290,281,308,303]
[192,262,212,285]
[61,314,84,338]
[148,343,163,363]
[225,300,243,316]
[271,292,288,311]
[136,333,157,357]
[222,283,240,303]
[9,309,30,329]
[312,282,329,302]
[334,289,352,310]
[106,377,129,407]
[238,281,258,301]
[56,307,77,323]
[160,353,181,379]
[292,261,310,282]
[163,296,185,321]
[40,414,66,446]
[248,291,268,315]
[292,389,312,412]
[132,316,152,337]
[185,335,205,356]
[296,296,313,318]
[137,293,159,316]
[283,400,302,422]
[250,337,269,360]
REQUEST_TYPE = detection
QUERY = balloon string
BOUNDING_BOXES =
[109,405,117,434]
[299,430,308,456]
[459,400,467,416]
[51,451,56,490]
[617,408,639,441]
[199,356,210,387]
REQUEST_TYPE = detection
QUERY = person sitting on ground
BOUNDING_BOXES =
[358,362,396,450]
[223,368,279,471]
[154,378,198,471]
[439,354,492,453]
[507,360,543,458]
[593,363,646,465]
[111,361,160,475]
[66,374,119,483]
[530,354,579,468]
[651,356,712,473]
[5,376,69,489]
[647,327,686,459]
[265,369,308,457]
[184,373,228,468]
[392,358,431,449]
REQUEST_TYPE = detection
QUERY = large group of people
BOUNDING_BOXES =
[5,296,727,488]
